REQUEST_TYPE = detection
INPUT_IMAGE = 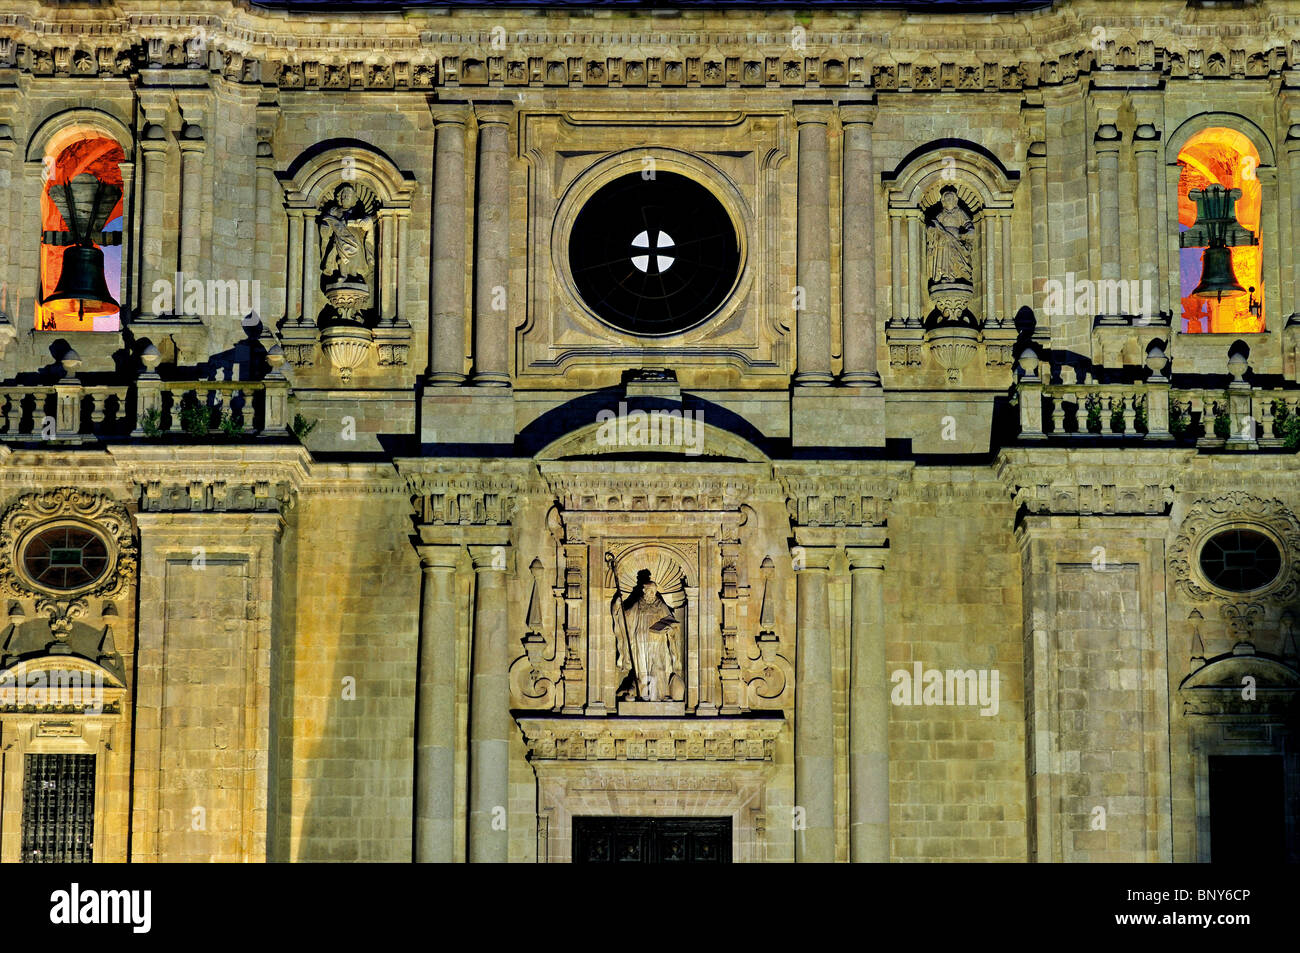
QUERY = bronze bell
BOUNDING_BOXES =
[1179,184,1256,301]
[43,244,119,320]
[1191,244,1246,300]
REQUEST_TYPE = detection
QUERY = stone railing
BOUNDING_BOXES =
[0,347,290,442]
[1014,346,1300,449]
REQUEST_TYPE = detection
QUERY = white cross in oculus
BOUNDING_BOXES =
[630,229,676,274]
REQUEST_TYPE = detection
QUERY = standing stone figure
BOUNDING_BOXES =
[926,187,975,285]
[318,183,376,297]
[610,565,682,702]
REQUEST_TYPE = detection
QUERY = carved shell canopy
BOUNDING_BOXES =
[920,180,984,216]
[0,488,136,601]
[1169,492,1300,605]
[606,543,693,610]
[317,181,380,215]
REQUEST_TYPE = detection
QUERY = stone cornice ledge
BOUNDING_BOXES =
[517,715,785,763]
[996,446,1196,517]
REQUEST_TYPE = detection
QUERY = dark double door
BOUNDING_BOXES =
[573,816,731,863]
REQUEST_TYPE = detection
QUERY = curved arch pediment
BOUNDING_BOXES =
[280,139,416,208]
[1180,652,1300,692]
[25,107,133,162]
[535,414,769,463]
[885,139,1020,212]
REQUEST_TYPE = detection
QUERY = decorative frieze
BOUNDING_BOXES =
[517,716,783,762]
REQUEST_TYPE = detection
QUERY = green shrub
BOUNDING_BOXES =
[1272,400,1300,449]
[179,401,211,436]
[291,412,318,441]
[140,407,162,438]
[217,411,245,437]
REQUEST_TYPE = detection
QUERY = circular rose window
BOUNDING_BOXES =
[20,523,111,593]
[1199,528,1282,593]
[568,171,741,336]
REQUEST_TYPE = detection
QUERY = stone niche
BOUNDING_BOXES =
[518,113,792,388]
[277,144,416,383]
[883,142,1027,386]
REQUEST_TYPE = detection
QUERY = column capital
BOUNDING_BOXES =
[178,124,205,151]
[468,542,512,573]
[473,100,515,126]
[416,543,463,571]
[1286,123,1300,147]
[140,125,168,153]
[1133,123,1161,152]
[791,544,836,572]
[793,101,835,126]
[846,546,888,572]
[838,101,877,126]
[1094,123,1122,148]
[430,101,472,126]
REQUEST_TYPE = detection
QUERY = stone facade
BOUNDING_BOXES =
[0,0,1298,862]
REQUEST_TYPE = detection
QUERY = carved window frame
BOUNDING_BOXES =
[549,147,755,345]
[1169,494,1300,606]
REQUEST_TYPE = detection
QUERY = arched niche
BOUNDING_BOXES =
[1164,112,1279,336]
[884,142,1020,326]
[23,109,135,330]
[278,142,417,329]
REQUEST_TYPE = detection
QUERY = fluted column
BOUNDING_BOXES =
[285,211,303,323]
[139,126,169,316]
[471,103,512,388]
[793,544,834,861]
[847,547,888,861]
[1288,124,1300,322]
[0,125,15,319]
[794,104,833,385]
[414,544,461,863]
[468,543,511,862]
[1134,124,1161,320]
[178,123,205,284]
[840,103,880,385]
[254,131,281,323]
[428,105,469,383]
[907,212,923,320]
[1095,123,1122,303]
[1027,141,1048,308]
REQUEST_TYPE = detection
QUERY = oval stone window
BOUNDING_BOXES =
[1199,528,1282,593]
[21,524,110,593]
[568,171,741,336]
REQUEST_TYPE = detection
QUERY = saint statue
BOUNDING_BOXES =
[318,183,376,304]
[609,564,683,702]
[926,187,974,285]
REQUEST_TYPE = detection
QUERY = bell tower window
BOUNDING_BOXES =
[37,135,125,332]
[1176,128,1263,334]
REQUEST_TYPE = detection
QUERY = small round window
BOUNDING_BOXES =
[1199,528,1282,593]
[568,171,741,336]
[21,524,110,592]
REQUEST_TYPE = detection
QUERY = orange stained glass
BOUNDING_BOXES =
[37,135,126,331]
[1177,127,1263,334]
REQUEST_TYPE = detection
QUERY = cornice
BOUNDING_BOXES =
[996,447,1195,517]
[0,1,1295,96]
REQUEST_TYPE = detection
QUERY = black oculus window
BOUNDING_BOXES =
[1199,528,1282,593]
[21,524,109,592]
[568,171,740,336]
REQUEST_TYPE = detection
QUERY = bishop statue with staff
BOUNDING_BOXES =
[607,557,682,702]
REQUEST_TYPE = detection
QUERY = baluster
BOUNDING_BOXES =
[1123,393,1136,434]
[3,393,16,435]
[168,389,183,433]
[90,393,105,432]
[1052,394,1067,434]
